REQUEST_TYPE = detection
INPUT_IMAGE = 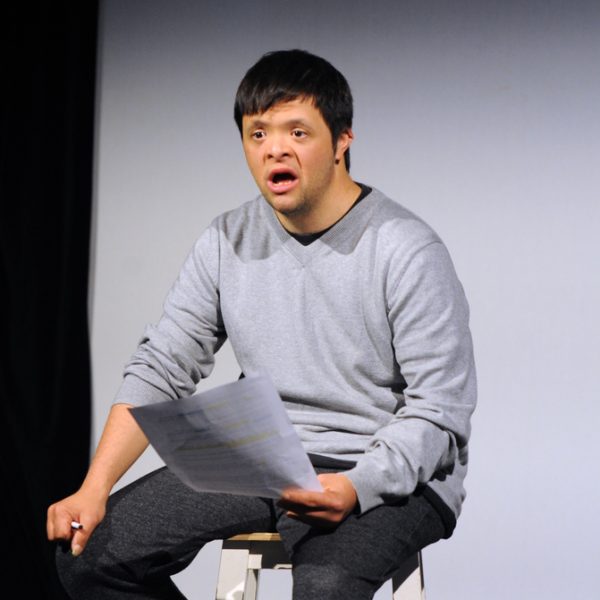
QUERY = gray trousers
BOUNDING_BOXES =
[56,466,444,600]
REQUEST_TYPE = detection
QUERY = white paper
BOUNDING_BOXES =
[130,374,322,498]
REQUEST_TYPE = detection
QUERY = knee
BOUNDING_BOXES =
[293,562,373,599]
[56,539,127,598]
[55,543,96,597]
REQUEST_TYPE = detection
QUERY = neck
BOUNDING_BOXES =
[277,173,361,235]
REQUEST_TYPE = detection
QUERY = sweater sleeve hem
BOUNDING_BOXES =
[344,462,457,538]
[113,374,175,407]
[343,462,389,514]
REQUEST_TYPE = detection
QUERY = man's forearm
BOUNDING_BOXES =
[79,403,149,499]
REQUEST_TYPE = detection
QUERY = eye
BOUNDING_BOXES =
[251,130,265,140]
[291,129,307,138]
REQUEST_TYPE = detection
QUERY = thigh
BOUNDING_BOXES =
[80,466,276,581]
[278,491,444,600]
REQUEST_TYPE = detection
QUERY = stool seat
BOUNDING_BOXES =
[215,532,425,599]
[228,533,282,542]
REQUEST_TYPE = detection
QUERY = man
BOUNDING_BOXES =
[48,49,476,599]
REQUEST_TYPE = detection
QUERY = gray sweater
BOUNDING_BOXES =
[115,188,477,523]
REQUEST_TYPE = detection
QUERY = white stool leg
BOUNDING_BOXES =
[391,552,425,600]
[215,535,425,600]
[244,567,258,600]
[216,545,257,600]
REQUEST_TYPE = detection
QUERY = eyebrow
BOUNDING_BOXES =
[244,117,312,131]
[244,119,266,132]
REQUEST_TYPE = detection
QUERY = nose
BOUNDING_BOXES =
[265,133,291,160]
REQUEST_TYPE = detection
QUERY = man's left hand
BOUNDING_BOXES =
[277,473,358,527]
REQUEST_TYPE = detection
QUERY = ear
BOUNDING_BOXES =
[334,129,354,165]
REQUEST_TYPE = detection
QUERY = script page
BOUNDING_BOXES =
[130,374,322,498]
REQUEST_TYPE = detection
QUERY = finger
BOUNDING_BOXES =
[281,491,346,513]
[71,540,84,557]
[71,529,85,557]
[279,489,328,507]
[277,497,329,514]
[285,510,340,528]
[52,509,77,541]
[46,506,55,540]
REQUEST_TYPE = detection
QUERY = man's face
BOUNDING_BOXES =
[241,98,352,232]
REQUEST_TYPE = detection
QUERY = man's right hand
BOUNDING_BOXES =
[46,403,149,556]
[47,487,109,556]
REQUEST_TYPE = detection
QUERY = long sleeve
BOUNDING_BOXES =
[345,241,477,513]
[114,223,227,406]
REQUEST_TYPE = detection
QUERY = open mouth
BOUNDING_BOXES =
[267,168,299,193]
[272,172,296,184]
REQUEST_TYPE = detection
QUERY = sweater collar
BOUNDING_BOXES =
[262,187,383,266]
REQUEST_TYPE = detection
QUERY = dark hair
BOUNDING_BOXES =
[234,49,353,170]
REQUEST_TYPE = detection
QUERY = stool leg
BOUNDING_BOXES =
[391,552,425,600]
[244,568,259,600]
[216,546,252,600]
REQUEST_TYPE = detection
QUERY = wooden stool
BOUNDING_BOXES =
[215,532,425,600]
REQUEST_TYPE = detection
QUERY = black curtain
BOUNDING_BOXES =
[1,3,98,598]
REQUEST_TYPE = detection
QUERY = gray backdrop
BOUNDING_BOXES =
[91,1,600,598]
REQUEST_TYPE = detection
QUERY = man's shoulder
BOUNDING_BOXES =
[210,194,265,231]
[199,194,283,261]
[366,187,442,250]
[188,195,266,256]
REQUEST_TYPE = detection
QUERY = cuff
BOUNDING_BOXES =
[113,374,173,407]
[343,458,387,514]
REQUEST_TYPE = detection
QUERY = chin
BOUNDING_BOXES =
[264,194,303,215]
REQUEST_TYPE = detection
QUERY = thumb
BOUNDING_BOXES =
[70,522,94,557]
